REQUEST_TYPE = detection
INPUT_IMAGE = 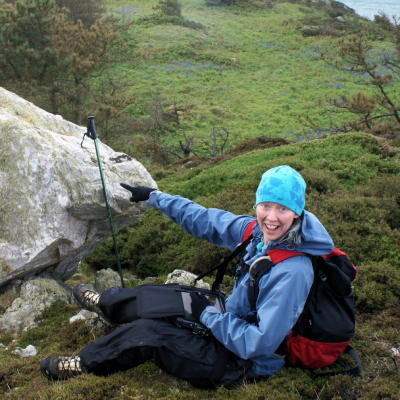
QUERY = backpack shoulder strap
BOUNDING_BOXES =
[267,248,306,264]
[323,247,357,283]
[243,220,257,242]
[246,256,275,324]
[246,250,305,325]
[233,220,258,280]
[193,222,255,290]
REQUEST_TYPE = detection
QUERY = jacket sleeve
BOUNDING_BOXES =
[147,191,255,250]
[201,255,314,360]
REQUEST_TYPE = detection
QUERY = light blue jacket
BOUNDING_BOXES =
[147,191,334,376]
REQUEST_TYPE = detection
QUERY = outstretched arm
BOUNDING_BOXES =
[147,191,255,250]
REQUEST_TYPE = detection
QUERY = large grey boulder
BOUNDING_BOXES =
[0,87,156,289]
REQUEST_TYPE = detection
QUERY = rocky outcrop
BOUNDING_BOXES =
[0,278,71,333]
[0,268,123,333]
[95,268,123,293]
[165,269,210,289]
[0,87,156,288]
[0,268,211,333]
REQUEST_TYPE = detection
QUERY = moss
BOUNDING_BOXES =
[0,332,13,346]
[17,302,80,349]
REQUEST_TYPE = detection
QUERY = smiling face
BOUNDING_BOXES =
[255,202,299,244]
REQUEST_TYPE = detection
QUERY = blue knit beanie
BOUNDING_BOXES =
[255,165,306,216]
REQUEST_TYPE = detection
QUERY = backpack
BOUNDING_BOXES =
[237,221,361,374]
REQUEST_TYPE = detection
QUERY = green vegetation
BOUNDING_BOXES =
[1,0,400,398]
[0,0,133,133]
[2,132,399,399]
[87,133,400,277]
[1,0,399,164]
[99,0,399,163]
[311,29,400,137]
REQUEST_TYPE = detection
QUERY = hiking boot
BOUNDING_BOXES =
[72,284,113,325]
[40,356,86,381]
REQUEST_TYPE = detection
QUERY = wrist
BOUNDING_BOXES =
[199,307,208,324]
[147,190,160,206]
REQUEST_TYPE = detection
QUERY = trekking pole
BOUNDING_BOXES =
[81,116,124,288]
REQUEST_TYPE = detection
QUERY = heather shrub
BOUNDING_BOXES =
[373,13,396,32]
[226,137,290,157]
[143,14,205,30]
[353,263,400,314]
[0,332,12,346]
[140,0,204,30]
[151,169,170,181]
[301,168,339,194]
[86,133,400,278]
[365,175,400,203]
[301,27,319,38]
[85,210,231,278]
[318,26,341,37]
[206,0,247,6]
[153,0,182,17]
[306,190,400,268]
[390,136,400,147]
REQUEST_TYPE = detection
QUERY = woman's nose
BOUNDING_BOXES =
[266,208,278,221]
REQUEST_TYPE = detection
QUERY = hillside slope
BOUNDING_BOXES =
[104,0,400,162]
[88,133,400,279]
[1,132,398,399]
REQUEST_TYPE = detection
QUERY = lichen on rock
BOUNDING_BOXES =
[95,268,122,293]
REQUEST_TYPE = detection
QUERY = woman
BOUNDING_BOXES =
[40,165,334,388]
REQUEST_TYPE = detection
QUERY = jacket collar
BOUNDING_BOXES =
[271,216,302,250]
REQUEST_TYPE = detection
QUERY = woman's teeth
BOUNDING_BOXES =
[266,224,278,230]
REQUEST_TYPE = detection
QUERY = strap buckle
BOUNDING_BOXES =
[174,317,211,337]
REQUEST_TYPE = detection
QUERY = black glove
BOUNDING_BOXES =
[120,183,156,203]
[190,292,210,321]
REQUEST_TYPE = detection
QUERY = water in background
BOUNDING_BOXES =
[339,0,400,21]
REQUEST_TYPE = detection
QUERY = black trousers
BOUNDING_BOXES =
[79,287,259,389]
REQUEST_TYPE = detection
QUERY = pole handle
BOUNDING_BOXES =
[86,116,98,140]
